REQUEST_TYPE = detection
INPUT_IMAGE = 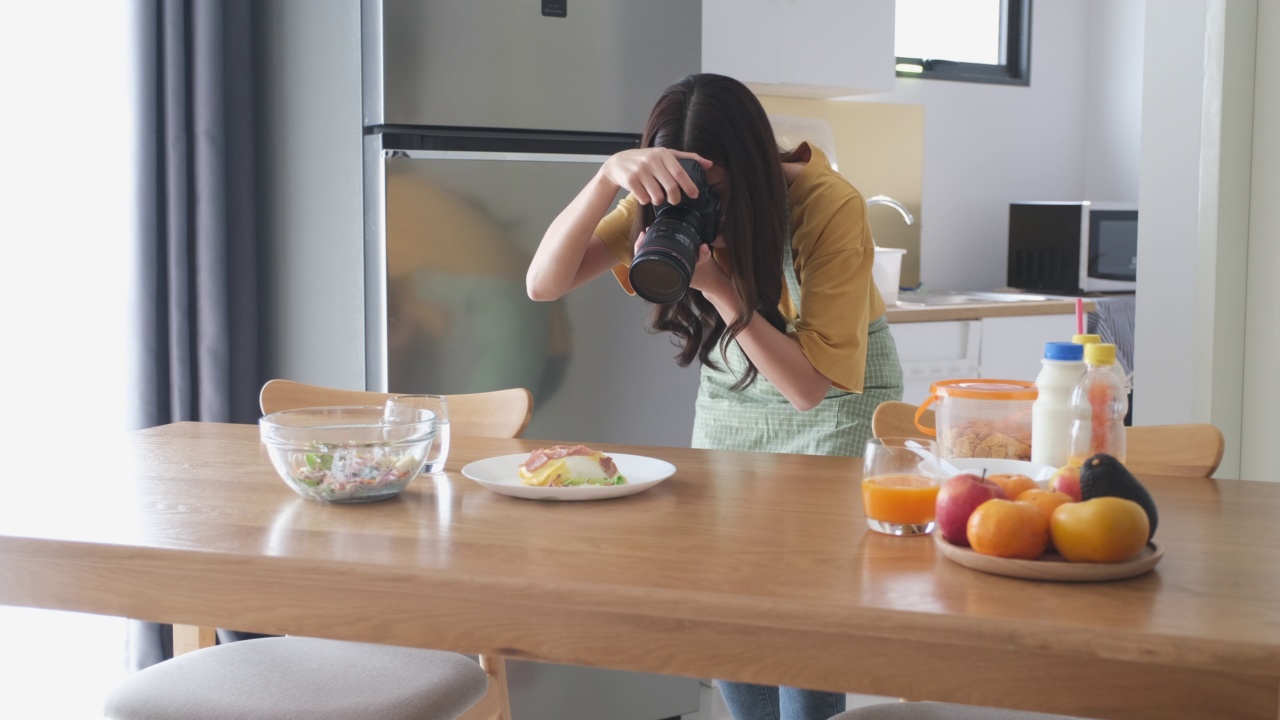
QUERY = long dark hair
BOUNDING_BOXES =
[631,73,790,390]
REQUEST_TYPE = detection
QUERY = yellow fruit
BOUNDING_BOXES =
[1050,497,1150,563]
[966,499,1049,560]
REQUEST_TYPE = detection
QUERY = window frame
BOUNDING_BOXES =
[895,0,1033,86]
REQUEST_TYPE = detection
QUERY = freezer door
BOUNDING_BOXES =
[363,0,701,133]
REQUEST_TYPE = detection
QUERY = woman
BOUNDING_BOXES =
[526,73,903,720]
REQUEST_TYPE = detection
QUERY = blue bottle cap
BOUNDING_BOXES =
[1044,341,1084,361]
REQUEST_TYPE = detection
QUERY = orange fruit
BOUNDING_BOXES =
[1016,488,1074,523]
[966,499,1050,560]
[988,474,1040,502]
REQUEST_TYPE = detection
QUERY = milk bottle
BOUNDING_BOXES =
[1031,342,1085,468]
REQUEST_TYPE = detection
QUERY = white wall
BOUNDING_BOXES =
[1240,1,1279,480]
[1084,0,1145,200]
[852,0,1093,292]
[1134,0,1256,478]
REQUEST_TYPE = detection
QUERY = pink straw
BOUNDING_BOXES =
[1075,298,1084,335]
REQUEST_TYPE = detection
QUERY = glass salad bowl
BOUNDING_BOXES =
[259,406,437,503]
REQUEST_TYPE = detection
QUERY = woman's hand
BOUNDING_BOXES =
[689,244,735,312]
[600,148,711,206]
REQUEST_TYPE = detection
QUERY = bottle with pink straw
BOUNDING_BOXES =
[1072,298,1131,392]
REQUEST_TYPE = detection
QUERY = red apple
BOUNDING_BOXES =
[1050,465,1083,502]
[935,473,1008,546]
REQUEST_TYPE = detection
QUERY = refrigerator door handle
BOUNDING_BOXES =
[383,149,617,164]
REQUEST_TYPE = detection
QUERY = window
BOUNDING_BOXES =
[895,0,1032,86]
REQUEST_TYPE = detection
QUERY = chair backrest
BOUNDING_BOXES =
[871,400,1224,479]
[259,379,534,439]
[1125,423,1224,478]
[871,400,934,441]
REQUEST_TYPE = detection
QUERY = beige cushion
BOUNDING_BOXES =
[832,702,1081,720]
[104,637,488,720]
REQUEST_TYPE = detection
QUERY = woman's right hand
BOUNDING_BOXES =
[600,148,712,206]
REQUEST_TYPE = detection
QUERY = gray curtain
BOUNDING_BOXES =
[127,0,264,672]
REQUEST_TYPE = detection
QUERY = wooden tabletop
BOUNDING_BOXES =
[2,421,1278,719]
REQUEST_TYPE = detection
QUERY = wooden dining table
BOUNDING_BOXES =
[2,421,1279,720]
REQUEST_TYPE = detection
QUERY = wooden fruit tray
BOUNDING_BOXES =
[933,532,1163,582]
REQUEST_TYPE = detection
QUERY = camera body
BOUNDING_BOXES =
[628,158,721,304]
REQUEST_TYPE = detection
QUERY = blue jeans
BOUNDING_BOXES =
[717,681,846,720]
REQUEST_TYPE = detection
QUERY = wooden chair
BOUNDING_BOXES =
[870,400,1226,478]
[871,400,934,442]
[1125,423,1224,478]
[105,380,530,720]
[259,378,533,439]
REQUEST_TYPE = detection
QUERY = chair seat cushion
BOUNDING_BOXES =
[831,701,1080,720]
[104,637,488,720]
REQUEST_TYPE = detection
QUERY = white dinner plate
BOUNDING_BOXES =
[461,453,676,501]
[946,457,1058,483]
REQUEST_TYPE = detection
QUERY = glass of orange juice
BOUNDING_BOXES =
[862,437,943,536]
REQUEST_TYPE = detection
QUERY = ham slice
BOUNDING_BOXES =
[520,444,599,472]
[517,443,622,486]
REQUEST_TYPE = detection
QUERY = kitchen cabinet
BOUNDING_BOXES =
[889,312,1082,407]
[889,320,982,406]
[702,0,896,98]
[979,314,1080,383]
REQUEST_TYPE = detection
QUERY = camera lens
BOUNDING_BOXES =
[628,159,719,304]
[630,215,702,304]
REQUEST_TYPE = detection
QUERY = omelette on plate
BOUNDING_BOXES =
[518,445,627,487]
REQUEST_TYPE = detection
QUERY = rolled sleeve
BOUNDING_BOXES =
[595,194,640,295]
[789,197,881,393]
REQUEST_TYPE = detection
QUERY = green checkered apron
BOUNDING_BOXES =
[691,240,904,458]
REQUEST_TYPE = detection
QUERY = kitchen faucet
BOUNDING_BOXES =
[865,195,914,225]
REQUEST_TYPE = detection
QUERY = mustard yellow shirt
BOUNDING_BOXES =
[594,144,885,392]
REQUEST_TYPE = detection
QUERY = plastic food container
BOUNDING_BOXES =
[873,247,906,306]
[914,379,1038,462]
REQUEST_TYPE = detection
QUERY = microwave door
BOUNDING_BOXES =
[1083,207,1139,292]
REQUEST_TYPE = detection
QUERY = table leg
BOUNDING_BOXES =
[172,624,216,656]
[457,655,511,720]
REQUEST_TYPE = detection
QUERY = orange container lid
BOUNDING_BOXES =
[928,378,1038,400]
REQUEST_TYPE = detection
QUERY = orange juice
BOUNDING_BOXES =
[862,474,940,525]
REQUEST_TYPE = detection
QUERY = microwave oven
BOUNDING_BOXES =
[1006,201,1138,294]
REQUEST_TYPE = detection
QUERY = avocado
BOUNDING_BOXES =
[1080,453,1159,540]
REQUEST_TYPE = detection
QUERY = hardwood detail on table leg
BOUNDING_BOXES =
[172,624,216,656]
[457,656,511,720]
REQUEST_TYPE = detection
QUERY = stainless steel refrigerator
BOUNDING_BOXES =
[362,2,704,718]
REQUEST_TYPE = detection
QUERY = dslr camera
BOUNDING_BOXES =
[628,158,721,304]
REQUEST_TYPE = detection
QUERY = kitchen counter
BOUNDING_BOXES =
[887,292,1107,402]
[886,293,1096,323]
